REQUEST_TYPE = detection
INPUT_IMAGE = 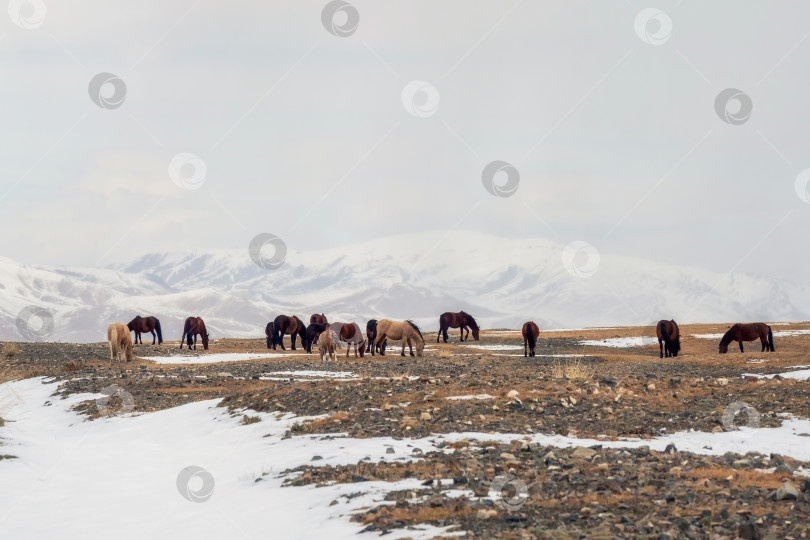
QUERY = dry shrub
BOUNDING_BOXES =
[551,358,596,380]
[2,343,19,358]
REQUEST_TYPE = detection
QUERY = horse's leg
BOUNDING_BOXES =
[524,337,528,357]
[151,330,156,345]
[408,338,415,356]
[739,340,744,353]
[400,340,406,357]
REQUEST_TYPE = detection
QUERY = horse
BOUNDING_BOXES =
[317,329,338,362]
[375,319,425,357]
[310,313,328,325]
[338,322,366,358]
[265,321,276,349]
[107,323,133,362]
[437,311,480,342]
[180,316,209,350]
[127,315,163,345]
[656,320,681,358]
[306,322,328,353]
[273,315,307,351]
[719,323,774,353]
[522,321,539,357]
[366,319,387,356]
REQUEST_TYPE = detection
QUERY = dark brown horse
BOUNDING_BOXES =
[339,322,366,358]
[310,313,328,325]
[656,320,681,358]
[127,315,163,345]
[437,311,479,342]
[265,322,276,349]
[522,321,539,357]
[306,322,328,353]
[366,319,387,356]
[180,316,208,350]
[719,323,774,353]
[273,315,307,351]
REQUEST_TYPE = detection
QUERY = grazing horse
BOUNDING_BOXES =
[127,315,163,345]
[265,322,276,349]
[107,323,133,362]
[719,323,774,353]
[310,313,328,325]
[317,329,338,362]
[656,320,681,358]
[375,319,425,357]
[273,315,307,351]
[437,311,480,343]
[180,316,209,350]
[522,321,539,357]
[366,319,387,356]
[339,322,366,358]
[306,322,328,353]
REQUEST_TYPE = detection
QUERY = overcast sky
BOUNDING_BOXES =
[1,1,809,284]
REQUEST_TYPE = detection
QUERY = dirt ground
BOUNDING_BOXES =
[2,321,810,539]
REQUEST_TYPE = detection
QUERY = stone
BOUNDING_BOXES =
[775,481,799,500]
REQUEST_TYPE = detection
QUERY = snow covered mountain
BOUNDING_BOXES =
[1,231,808,342]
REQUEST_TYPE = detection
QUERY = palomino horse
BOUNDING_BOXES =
[273,315,307,351]
[180,316,209,350]
[437,311,480,342]
[317,329,338,362]
[305,322,328,353]
[522,321,539,357]
[107,323,133,362]
[337,322,366,358]
[656,320,681,358]
[366,319,387,356]
[265,322,275,349]
[310,313,328,325]
[127,315,163,345]
[719,323,774,353]
[375,319,425,357]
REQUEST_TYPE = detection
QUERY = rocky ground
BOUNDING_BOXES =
[2,321,810,538]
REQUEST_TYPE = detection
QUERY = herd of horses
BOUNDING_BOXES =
[104,311,778,362]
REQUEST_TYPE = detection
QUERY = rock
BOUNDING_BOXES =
[599,375,616,386]
[506,390,520,399]
[386,447,395,454]
[420,411,432,421]
[738,522,759,540]
[776,481,799,500]
[717,377,729,386]
[311,455,322,461]
[500,452,517,461]
[664,443,677,454]
[647,383,656,391]
[572,447,597,459]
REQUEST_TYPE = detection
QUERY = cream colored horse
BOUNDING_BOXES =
[317,329,337,361]
[374,319,424,357]
[107,322,133,362]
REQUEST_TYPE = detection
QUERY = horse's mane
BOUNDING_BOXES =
[719,325,736,345]
[405,320,423,339]
[461,311,479,329]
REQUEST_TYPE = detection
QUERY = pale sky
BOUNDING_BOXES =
[1,1,809,284]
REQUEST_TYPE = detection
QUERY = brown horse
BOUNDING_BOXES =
[438,311,479,342]
[656,320,681,358]
[273,315,307,351]
[522,321,539,357]
[339,322,366,358]
[180,316,209,350]
[375,319,425,357]
[305,322,328,353]
[127,315,163,345]
[317,329,337,362]
[108,323,133,362]
[310,313,328,325]
[719,323,774,353]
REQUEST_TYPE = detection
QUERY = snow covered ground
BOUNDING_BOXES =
[578,337,658,348]
[3,377,810,539]
[142,352,296,364]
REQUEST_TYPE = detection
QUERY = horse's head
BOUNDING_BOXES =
[471,327,480,341]
[416,338,425,357]
[718,342,728,354]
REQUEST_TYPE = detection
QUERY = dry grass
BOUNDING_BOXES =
[689,467,786,489]
[551,357,596,380]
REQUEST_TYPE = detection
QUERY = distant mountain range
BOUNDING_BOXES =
[1,231,808,342]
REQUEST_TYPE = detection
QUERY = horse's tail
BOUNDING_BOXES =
[155,319,163,344]
[658,320,674,354]
[768,325,775,351]
[526,323,536,350]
